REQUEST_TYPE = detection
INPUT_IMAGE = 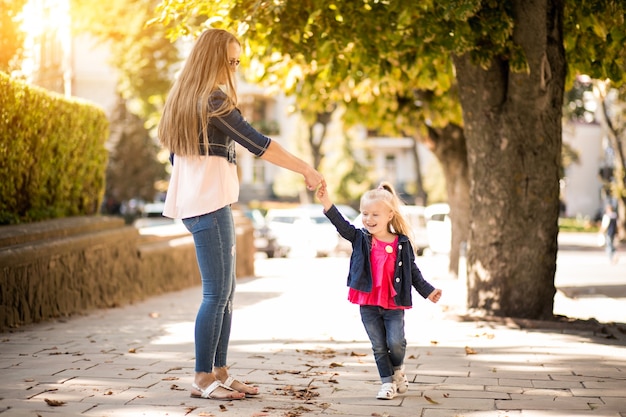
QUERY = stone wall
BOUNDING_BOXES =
[0,214,255,332]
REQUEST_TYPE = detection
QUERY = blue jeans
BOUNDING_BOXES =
[182,206,236,373]
[360,305,406,383]
[605,233,616,261]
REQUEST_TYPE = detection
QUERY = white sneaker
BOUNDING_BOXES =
[393,368,408,394]
[376,382,397,400]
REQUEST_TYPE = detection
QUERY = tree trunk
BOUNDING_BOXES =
[426,124,470,277]
[410,137,428,206]
[452,0,565,319]
[304,111,332,202]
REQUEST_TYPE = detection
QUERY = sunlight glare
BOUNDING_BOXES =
[19,0,71,91]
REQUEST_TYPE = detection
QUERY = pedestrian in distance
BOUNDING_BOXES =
[158,28,325,401]
[599,204,618,264]
[316,182,442,400]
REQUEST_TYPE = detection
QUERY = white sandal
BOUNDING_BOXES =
[190,381,242,400]
[376,382,397,400]
[222,376,260,396]
[393,368,409,394]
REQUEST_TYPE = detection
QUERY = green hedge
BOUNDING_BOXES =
[0,72,109,225]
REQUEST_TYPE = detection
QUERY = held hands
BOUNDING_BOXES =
[304,168,325,192]
[428,288,442,304]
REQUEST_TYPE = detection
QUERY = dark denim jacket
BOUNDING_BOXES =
[324,205,435,307]
[170,90,271,165]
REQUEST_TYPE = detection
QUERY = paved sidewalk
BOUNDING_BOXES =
[1,234,625,417]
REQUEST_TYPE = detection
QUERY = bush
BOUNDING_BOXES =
[0,72,109,224]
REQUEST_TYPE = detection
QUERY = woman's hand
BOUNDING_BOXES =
[304,167,325,191]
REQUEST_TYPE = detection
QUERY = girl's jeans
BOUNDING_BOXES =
[182,206,236,373]
[360,305,407,383]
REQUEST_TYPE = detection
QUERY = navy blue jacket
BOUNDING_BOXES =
[324,205,435,307]
[170,89,271,165]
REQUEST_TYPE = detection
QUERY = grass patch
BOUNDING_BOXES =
[559,217,599,233]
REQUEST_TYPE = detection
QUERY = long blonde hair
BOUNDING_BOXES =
[361,182,416,251]
[158,29,240,156]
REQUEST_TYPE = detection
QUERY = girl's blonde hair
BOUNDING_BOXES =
[158,29,240,156]
[360,181,416,251]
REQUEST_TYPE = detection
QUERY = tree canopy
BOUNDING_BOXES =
[150,0,626,320]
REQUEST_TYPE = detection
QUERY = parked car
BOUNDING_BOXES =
[352,205,430,256]
[243,208,287,258]
[424,203,451,254]
[299,203,359,255]
[265,206,340,257]
[400,205,430,256]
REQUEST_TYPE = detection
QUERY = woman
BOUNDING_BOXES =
[158,29,325,400]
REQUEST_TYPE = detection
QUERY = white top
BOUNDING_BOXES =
[162,155,239,219]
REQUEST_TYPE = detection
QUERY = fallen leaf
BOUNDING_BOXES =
[408,354,417,359]
[104,391,113,396]
[128,348,137,353]
[184,406,198,414]
[465,346,478,355]
[350,351,366,357]
[269,370,301,375]
[163,376,179,381]
[197,412,215,416]
[443,393,450,398]
[430,340,439,345]
[424,395,439,404]
[251,413,269,417]
[329,362,343,368]
[219,404,227,411]
[44,398,65,406]
[149,312,160,318]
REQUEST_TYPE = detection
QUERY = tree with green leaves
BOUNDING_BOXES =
[151,0,625,320]
[104,96,167,211]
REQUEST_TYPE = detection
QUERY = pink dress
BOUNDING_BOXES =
[348,236,407,309]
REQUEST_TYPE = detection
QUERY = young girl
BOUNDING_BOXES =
[316,182,442,400]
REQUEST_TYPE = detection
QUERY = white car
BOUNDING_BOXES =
[265,206,340,257]
[424,203,451,254]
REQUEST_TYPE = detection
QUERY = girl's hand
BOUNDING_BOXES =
[316,185,332,211]
[316,185,326,200]
[427,289,442,303]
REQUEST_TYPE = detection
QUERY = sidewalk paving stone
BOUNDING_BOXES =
[2,236,626,416]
